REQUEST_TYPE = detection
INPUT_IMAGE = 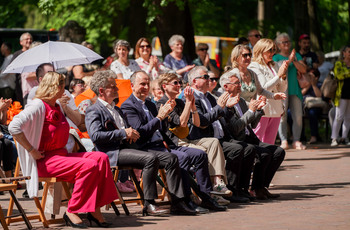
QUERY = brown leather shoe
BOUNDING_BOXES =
[263,188,280,199]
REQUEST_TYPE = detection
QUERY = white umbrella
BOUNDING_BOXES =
[4,41,103,73]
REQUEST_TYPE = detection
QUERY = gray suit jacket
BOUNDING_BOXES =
[85,99,128,166]
[222,98,264,144]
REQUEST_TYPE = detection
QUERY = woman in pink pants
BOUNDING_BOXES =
[248,39,289,145]
[9,72,118,228]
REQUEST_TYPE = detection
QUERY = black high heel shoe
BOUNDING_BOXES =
[87,213,111,228]
[63,212,88,229]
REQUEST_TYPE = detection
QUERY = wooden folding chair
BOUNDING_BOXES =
[109,166,144,215]
[139,169,171,204]
[6,158,72,228]
[0,177,32,230]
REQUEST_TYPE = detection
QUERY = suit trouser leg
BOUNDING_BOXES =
[221,140,244,191]
[251,143,272,190]
[147,149,185,201]
[118,149,160,200]
[257,142,286,188]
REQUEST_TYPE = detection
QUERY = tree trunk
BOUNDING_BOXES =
[155,0,196,60]
[257,0,264,32]
[293,0,309,50]
[128,0,148,52]
[307,0,323,51]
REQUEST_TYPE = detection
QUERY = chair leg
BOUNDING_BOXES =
[129,169,144,207]
[8,190,32,230]
[0,204,9,230]
[113,170,130,215]
[110,202,120,216]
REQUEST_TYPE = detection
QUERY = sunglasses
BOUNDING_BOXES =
[167,80,182,86]
[250,34,262,38]
[195,74,210,80]
[140,45,151,49]
[266,48,276,53]
[209,78,219,82]
[199,48,208,51]
[242,53,252,58]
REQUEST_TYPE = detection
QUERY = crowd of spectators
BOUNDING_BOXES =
[0,30,349,228]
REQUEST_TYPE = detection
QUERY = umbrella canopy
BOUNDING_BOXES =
[4,41,103,73]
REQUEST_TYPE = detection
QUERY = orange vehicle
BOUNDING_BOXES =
[152,36,239,70]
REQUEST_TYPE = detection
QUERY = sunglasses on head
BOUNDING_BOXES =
[140,45,151,49]
[250,34,261,38]
[195,74,209,80]
[168,80,182,86]
[209,78,219,82]
[242,53,252,58]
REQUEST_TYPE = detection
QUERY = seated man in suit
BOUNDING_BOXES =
[121,70,226,213]
[219,71,285,199]
[156,72,232,206]
[187,66,255,203]
[85,70,195,216]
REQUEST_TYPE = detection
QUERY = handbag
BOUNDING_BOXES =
[297,72,311,89]
[321,71,337,99]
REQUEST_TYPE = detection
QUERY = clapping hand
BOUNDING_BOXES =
[57,94,70,108]
[273,92,287,100]
[184,86,194,102]
[226,94,240,108]
[288,49,296,63]
[157,99,175,120]
[217,92,230,108]
[257,95,267,110]
[278,61,289,80]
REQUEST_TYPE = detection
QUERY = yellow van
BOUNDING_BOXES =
[152,36,238,70]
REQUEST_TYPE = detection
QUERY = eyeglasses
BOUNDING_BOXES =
[281,41,290,45]
[75,84,85,88]
[209,78,219,82]
[199,48,208,52]
[242,53,252,58]
[167,80,182,86]
[140,45,151,49]
[195,74,209,80]
[226,81,241,86]
[249,34,261,38]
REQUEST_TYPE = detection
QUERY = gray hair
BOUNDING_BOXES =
[275,32,290,44]
[188,66,208,86]
[130,70,148,84]
[219,70,239,90]
[114,40,130,59]
[168,34,185,47]
[19,32,32,41]
[90,70,117,96]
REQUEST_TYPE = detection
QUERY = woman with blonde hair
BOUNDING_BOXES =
[248,39,289,145]
[9,72,118,228]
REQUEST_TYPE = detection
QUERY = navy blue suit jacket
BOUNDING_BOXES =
[85,99,130,166]
[120,94,175,150]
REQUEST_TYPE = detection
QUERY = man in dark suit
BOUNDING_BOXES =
[219,71,285,199]
[121,70,226,212]
[187,66,255,203]
[85,70,195,215]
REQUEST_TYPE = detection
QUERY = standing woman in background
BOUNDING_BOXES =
[274,33,307,150]
[248,39,289,145]
[330,45,350,146]
[110,40,141,79]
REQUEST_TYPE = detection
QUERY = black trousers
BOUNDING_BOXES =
[250,141,285,189]
[220,139,256,192]
[117,148,184,201]
[0,138,14,171]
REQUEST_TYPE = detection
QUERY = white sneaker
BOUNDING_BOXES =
[331,139,338,147]
[211,194,230,206]
[211,180,233,197]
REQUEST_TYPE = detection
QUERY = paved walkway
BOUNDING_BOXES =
[1,144,350,229]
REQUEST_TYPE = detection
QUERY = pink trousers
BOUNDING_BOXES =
[253,117,281,145]
[37,150,118,213]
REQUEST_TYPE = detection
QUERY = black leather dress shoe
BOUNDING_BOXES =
[170,201,197,215]
[239,189,256,201]
[142,204,169,216]
[201,198,227,211]
[263,188,280,199]
[253,188,268,200]
[226,195,250,203]
[187,201,209,214]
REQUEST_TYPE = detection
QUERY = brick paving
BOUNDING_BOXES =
[1,144,350,230]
